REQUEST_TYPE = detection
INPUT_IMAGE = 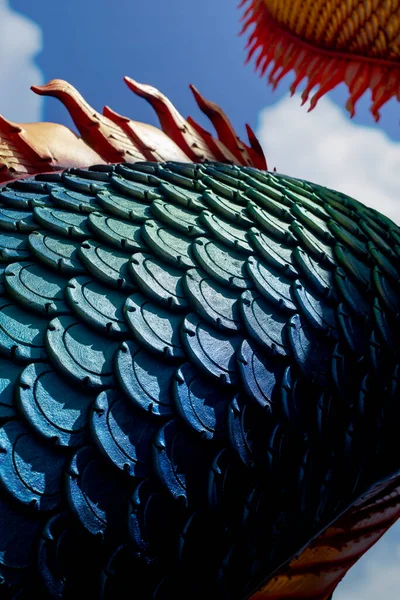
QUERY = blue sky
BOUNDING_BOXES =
[2,1,400,598]
[8,0,400,142]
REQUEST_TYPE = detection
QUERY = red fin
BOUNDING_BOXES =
[189,84,255,165]
[0,115,53,183]
[186,116,239,164]
[189,84,267,169]
[0,115,52,164]
[124,77,218,162]
[32,80,145,162]
[250,475,400,599]
[0,77,269,185]
[245,123,268,170]
[103,105,191,163]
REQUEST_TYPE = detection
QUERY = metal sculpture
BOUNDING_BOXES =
[0,3,399,600]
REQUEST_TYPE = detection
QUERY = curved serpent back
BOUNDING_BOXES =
[0,161,399,599]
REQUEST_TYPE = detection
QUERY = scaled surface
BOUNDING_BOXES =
[0,162,399,599]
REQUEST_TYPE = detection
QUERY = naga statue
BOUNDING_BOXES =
[0,2,399,599]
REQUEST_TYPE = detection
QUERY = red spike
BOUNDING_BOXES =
[240,3,254,21]
[267,35,283,67]
[345,64,371,117]
[270,59,295,89]
[268,53,288,86]
[246,39,263,64]
[259,55,271,78]
[259,36,279,77]
[239,16,257,37]
[256,41,272,70]
[370,68,398,122]
[300,57,327,105]
[290,65,308,96]
[308,66,347,112]
[245,27,259,48]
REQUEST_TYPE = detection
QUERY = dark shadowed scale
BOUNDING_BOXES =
[0,1,400,599]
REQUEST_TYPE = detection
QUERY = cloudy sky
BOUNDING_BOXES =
[2,1,400,597]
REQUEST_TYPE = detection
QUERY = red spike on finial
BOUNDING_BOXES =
[370,69,399,122]
[345,64,370,118]
[307,67,347,113]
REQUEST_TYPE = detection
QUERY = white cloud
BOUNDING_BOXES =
[335,521,400,600]
[256,94,400,225]
[0,0,43,122]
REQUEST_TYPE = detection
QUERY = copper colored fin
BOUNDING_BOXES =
[0,115,105,183]
[20,122,106,169]
[0,117,40,182]
[124,76,218,162]
[31,80,147,162]
[245,123,268,170]
[250,474,400,599]
[189,84,262,166]
[0,114,51,167]
[0,77,269,185]
[186,116,239,164]
[103,105,191,163]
